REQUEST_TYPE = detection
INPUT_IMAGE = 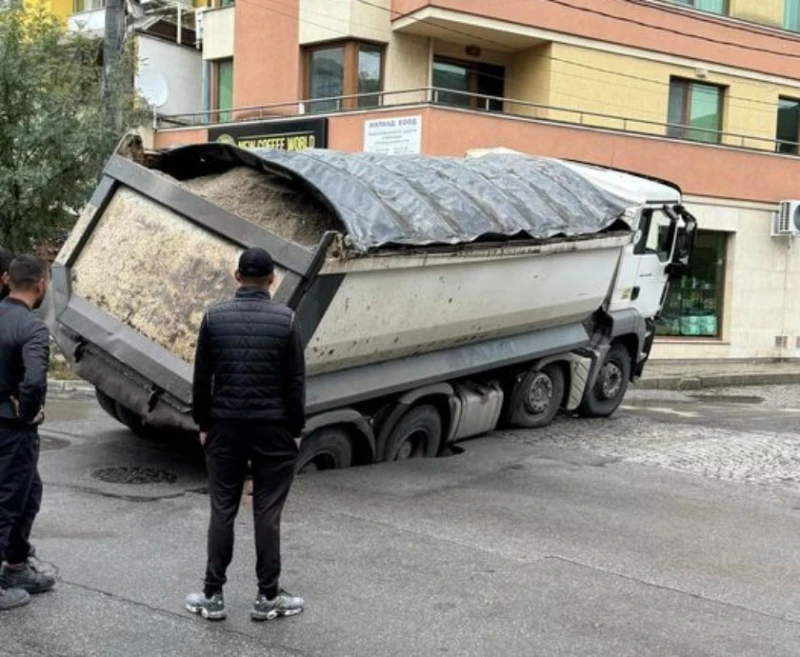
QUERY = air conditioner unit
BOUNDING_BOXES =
[772,200,800,237]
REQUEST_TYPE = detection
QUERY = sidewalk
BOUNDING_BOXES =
[639,359,800,390]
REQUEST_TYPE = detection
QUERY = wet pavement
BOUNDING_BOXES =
[3,387,800,656]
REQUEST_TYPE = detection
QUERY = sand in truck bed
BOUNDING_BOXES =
[180,167,340,248]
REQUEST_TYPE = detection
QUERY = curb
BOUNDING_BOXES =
[48,379,95,395]
[637,372,800,391]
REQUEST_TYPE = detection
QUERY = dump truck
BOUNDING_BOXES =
[47,143,697,472]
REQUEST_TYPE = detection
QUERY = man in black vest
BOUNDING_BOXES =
[0,256,55,611]
[186,247,306,622]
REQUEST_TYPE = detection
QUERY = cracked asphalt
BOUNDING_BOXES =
[3,385,800,656]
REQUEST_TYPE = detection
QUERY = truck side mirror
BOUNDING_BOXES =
[666,207,697,281]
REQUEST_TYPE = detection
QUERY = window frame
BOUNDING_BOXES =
[303,40,385,112]
[776,96,800,154]
[431,56,506,112]
[667,77,725,144]
[212,58,234,124]
[671,0,729,16]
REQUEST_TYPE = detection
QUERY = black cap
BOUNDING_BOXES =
[238,247,275,277]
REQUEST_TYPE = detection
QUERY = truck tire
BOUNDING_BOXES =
[115,402,165,441]
[506,364,565,429]
[383,404,442,461]
[578,343,631,418]
[296,428,353,474]
[95,388,121,422]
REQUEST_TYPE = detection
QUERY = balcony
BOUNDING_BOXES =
[153,86,800,205]
[67,4,106,35]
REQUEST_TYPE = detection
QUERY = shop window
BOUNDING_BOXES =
[785,0,800,32]
[667,78,724,144]
[214,58,233,124]
[777,97,800,154]
[305,42,384,112]
[432,58,505,112]
[672,0,727,14]
[656,231,727,338]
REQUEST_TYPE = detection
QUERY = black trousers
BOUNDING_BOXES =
[0,424,41,565]
[204,421,297,598]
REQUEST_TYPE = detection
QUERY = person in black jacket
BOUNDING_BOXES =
[186,247,306,622]
[0,256,55,611]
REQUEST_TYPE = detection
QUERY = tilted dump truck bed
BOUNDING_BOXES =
[50,144,657,431]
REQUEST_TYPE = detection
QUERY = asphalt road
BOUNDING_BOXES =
[3,386,800,656]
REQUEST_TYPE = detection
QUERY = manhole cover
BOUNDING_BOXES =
[690,395,764,404]
[92,467,177,485]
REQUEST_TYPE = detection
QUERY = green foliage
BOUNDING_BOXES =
[0,3,145,252]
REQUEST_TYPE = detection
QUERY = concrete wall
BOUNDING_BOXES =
[652,198,800,361]
[299,0,391,44]
[137,36,203,117]
[202,6,234,60]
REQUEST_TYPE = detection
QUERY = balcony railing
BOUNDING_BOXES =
[157,87,791,155]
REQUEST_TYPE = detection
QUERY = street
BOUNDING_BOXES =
[3,385,800,656]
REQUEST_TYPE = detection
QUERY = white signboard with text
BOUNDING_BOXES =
[363,115,422,155]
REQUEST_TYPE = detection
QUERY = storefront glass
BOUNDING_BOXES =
[656,231,726,338]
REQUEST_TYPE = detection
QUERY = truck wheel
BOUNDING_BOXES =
[115,402,164,441]
[506,364,565,429]
[578,343,631,418]
[383,404,442,461]
[296,428,353,474]
[95,388,121,422]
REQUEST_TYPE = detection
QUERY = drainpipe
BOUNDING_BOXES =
[201,60,211,122]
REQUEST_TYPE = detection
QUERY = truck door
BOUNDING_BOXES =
[631,207,676,318]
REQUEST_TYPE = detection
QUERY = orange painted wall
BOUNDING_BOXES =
[392,0,800,82]
[153,128,210,149]
[233,0,301,108]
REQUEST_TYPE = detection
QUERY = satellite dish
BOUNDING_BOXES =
[137,69,169,109]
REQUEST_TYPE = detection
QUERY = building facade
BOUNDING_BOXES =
[150,0,800,363]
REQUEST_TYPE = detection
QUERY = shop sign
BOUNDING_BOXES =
[363,115,422,155]
[208,118,328,151]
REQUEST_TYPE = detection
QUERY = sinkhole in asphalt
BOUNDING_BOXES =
[92,466,178,485]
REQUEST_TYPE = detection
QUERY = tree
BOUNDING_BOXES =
[0,2,144,252]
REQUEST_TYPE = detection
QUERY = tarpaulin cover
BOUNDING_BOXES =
[160,144,644,253]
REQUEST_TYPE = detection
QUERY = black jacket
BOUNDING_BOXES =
[0,298,49,424]
[192,288,305,435]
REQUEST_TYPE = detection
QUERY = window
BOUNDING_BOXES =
[305,42,384,112]
[214,58,233,123]
[785,0,800,31]
[73,0,104,12]
[672,0,727,14]
[667,79,724,144]
[656,231,727,338]
[432,58,505,112]
[636,209,675,262]
[777,98,800,154]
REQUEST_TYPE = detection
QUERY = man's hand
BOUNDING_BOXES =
[10,396,19,417]
[30,408,45,426]
[199,431,208,447]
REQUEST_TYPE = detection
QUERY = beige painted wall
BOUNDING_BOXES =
[652,199,800,361]
[299,0,391,44]
[384,33,431,105]
[505,44,553,119]
[547,43,793,149]
[729,0,784,27]
[202,6,234,60]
